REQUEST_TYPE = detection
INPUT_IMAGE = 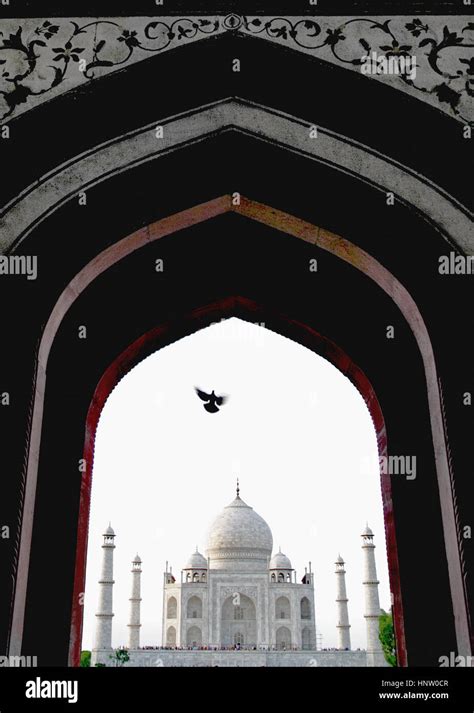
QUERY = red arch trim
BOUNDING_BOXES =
[70,295,406,667]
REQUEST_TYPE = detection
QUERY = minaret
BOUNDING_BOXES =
[93,523,116,651]
[335,554,351,650]
[127,554,142,650]
[361,524,385,666]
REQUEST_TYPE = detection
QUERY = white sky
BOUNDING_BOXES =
[82,317,390,651]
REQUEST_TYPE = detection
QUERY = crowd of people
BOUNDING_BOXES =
[139,644,305,652]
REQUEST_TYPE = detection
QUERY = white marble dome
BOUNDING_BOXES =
[206,491,273,571]
[269,549,292,570]
[185,549,208,570]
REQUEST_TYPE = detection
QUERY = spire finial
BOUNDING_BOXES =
[236,477,240,497]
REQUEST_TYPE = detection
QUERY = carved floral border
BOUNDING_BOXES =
[0,15,473,124]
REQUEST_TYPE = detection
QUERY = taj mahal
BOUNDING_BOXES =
[90,484,388,667]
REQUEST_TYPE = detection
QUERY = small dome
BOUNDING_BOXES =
[269,549,292,570]
[104,523,115,536]
[336,554,344,564]
[185,549,208,570]
[362,524,374,537]
[133,554,141,563]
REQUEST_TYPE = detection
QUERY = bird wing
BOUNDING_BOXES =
[195,387,211,402]
[215,394,228,406]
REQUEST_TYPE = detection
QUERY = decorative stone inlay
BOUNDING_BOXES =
[209,549,270,559]
[0,15,472,124]
[220,585,258,601]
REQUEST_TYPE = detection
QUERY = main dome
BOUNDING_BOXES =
[206,491,273,571]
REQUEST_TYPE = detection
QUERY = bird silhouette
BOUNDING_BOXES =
[195,387,228,413]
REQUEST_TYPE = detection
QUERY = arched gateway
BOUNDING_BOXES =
[1,18,471,669]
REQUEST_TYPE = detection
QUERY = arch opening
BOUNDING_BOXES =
[12,199,468,667]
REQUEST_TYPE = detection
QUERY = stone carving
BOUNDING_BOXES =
[210,549,269,559]
[0,15,472,124]
[220,585,258,601]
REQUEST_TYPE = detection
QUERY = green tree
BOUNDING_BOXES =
[80,650,91,667]
[379,609,397,666]
[109,648,130,667]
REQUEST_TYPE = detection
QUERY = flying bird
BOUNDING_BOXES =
[195,387,228,413]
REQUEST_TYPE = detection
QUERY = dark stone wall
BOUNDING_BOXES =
[0,28,471,666]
